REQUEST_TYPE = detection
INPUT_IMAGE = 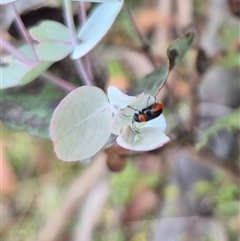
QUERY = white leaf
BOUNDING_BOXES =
[143,114,167,132]
[107,86,136,113]
[117,126,170,151]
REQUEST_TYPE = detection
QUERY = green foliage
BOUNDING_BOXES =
[219,25,240,68]
[220,50,240,69]
[195,107,240,151]
[95,227,125,241]
[193,180,212,196]
[1,81,66,138]
[29,20,73,61]
[1,1,123,89]
[127,33,195,96]
[214,182,238,203]
[4,128,36,177]
[110,160,160,205]
[220,25,239,46]
[1,44,53,89]
[107,60,124,76]
[164,184,180,200]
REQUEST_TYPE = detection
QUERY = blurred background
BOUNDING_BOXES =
[1,0,240,241]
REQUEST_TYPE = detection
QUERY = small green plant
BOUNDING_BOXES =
[0,0,194,162]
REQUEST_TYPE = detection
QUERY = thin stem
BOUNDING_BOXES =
[11,3,39,61]
[41,72,77,92]
[1,36,33,65]
[63,0,91,85]
[77,2,93,80]
[74,59,92,85]
[63,0,77,46]
[1,36,77,92]
[77,1,87,24]
[124,5,157,68]
[83,54,93,81]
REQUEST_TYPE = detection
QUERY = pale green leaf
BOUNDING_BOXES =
[71,1,123,59]
[127,33,195,96]
[30,20,71,42]
[1,44,53,89]
[35,41,73,62]
[50,86,113,161]
[29,20,73,61]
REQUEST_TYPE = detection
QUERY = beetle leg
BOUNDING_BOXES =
[131,119,141,134]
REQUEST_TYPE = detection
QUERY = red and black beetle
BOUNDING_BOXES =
[133,102,164,123]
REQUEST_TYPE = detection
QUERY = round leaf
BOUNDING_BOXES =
[50,86,113,161]
[30,20,71,42]
[29,20,73,61]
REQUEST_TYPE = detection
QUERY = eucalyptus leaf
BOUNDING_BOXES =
[30,20,71,42]
[50,86,113,161]
[29,20,73,61]
[116,126,170,151]
[1,61,29,89]
[1,44,53,89]
[127,33,194,96]
[71,1,123,59]
[35,42,73,62]
[127,64,168,96]
[167,33,195,71]
[20,61,53,85]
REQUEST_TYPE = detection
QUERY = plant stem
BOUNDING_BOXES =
[1,36,33,65]
[63,0,91,85]
[124,5,157,68]
[77,1,86,24]
[1,37,77,92]
[63,0,77,46]
[41,72,77,92]
[11,3,39,61]
[77,2,93,80]
[73,59,92,86]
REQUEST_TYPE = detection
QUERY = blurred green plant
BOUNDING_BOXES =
[219,25,240,68]
[110,160,160,205]
[195,107,240,151]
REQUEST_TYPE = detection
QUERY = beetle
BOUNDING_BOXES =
[133,102,164,123]
[131,101,164,133]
